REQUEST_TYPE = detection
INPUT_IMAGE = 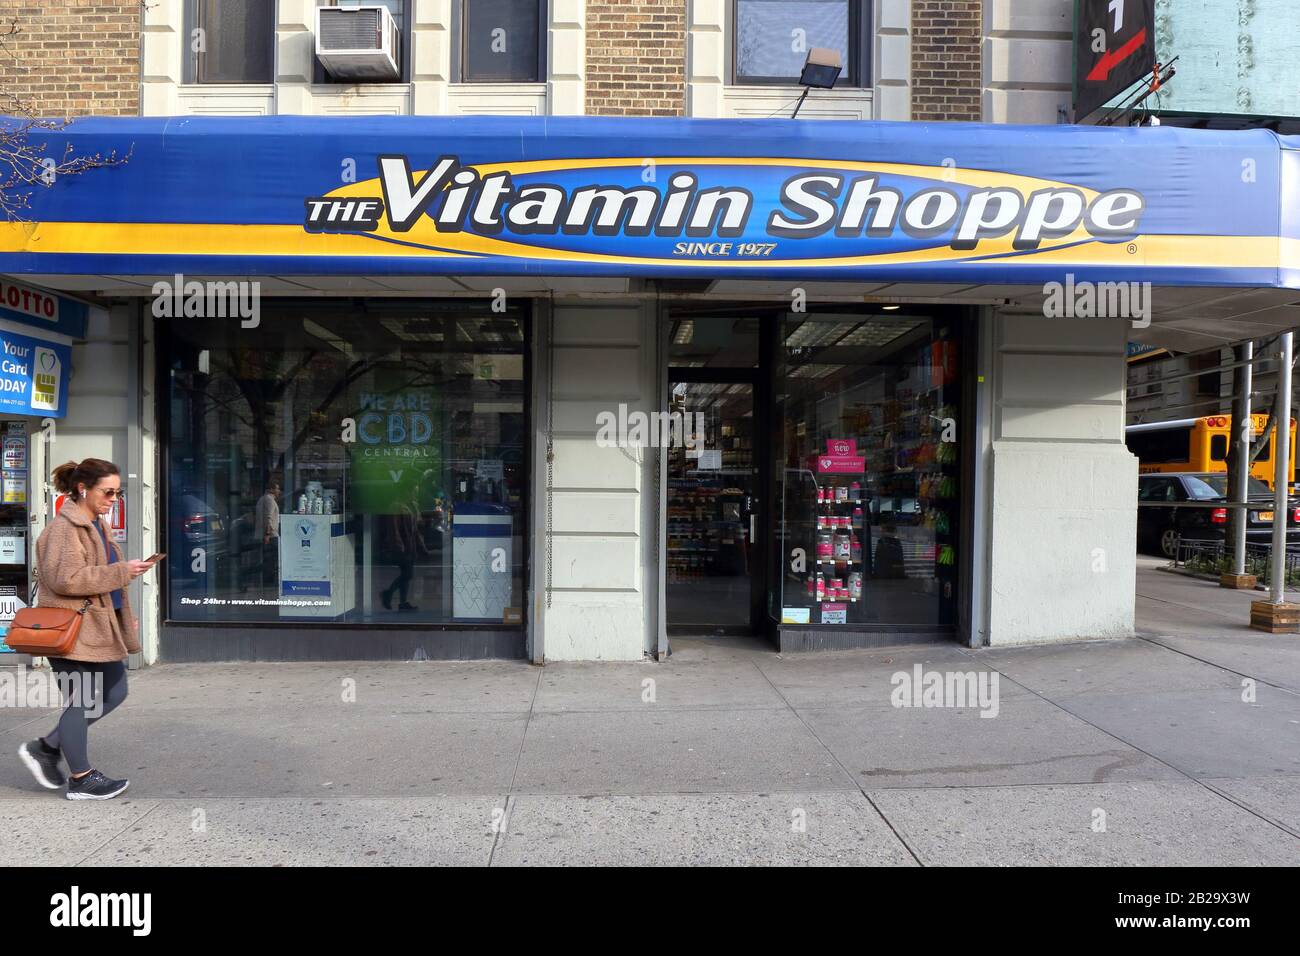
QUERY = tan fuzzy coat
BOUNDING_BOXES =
[34,501,138,662]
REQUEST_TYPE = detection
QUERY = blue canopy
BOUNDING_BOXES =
[0,115,1296,288]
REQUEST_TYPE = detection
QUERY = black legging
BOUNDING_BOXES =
[43,659,129,775]
[385,555,415,605]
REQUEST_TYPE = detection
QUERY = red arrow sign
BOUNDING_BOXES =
[1086,27,1148,82]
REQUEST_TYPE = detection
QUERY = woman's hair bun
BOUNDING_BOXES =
[51,458,120,497]
[50,460,79,495]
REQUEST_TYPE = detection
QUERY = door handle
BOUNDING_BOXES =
[750,514,756,541]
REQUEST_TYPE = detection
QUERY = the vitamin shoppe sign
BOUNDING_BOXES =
[4,116,1296,288]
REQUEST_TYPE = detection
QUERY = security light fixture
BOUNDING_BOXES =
[792,48,842,118]
[801,48,843,88]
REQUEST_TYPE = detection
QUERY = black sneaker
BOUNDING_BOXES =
[65,769,130,801]
[18,739,65,790]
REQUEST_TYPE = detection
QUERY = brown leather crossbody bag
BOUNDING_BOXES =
[5,600,93,657]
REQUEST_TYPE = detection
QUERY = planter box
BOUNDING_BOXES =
[1220,572,1258,589]
[1249,601,1300,633]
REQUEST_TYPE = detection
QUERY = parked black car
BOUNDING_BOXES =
[1137,472,1300,558]
[168,491,231,584]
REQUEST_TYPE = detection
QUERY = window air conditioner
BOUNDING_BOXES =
[316,5,401,82]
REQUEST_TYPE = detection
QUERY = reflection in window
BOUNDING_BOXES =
[461,0,545,82]
[734,0,857,85]
[190,0,275,84]
[165,302,528,628]
[773,311,961,628]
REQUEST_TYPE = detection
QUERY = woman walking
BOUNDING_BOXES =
[16,459,154,800]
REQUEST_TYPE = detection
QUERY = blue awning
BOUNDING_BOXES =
[0,115,1296,288]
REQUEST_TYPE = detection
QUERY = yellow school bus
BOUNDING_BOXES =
[1126,414,1297,489]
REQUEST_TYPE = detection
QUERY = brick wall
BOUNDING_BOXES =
[586,0,685,116]
[0,1,139,117]
[912,0,981,121]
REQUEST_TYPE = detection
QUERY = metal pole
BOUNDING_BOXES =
[1271,332,1293,602]
[790,87,811,118]
[1233,341,1252,575]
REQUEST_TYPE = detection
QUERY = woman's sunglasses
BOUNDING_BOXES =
[98,488,125,499]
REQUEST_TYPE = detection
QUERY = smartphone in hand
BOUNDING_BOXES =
[145,552,166,564]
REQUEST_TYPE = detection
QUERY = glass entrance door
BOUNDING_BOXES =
[666,377,761,633]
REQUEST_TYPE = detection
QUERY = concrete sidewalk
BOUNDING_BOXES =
[1,562,1297,866]
[1135,554,1300,694]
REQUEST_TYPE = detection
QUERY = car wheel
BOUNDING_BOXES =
[1160,528,1179,559]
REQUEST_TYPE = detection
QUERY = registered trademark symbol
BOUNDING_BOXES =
[1126,243,1137,254]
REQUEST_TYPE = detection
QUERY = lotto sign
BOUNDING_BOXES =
[0,279,57,322]
[0,278,88,338]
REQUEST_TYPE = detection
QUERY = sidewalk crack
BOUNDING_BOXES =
[1135,633,1300,698]
[749,658,925,866]
[488,665,544,866]
[954,645,1300,842]
[73,800,163,867]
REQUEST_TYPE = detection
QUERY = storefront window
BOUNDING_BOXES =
[164,301,528,627]
[772,311,961,628]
